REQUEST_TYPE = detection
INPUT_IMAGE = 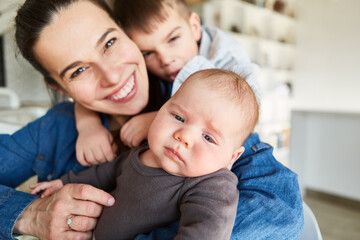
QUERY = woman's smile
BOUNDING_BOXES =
[106,73,136,102]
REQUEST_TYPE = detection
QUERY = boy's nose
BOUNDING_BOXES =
[173,129,192,149]
[158,50,174,67]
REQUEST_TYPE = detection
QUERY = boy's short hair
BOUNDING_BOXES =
[188,69,259,144]
[113,0,191,35]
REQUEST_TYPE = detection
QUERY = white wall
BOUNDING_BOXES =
[293,0,360,112]
[4,29,51,105]
[290,0,360,200]
[290,111,360,201]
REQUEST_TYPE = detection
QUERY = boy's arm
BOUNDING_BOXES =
[74,103,116,166]
[120,111,157,147]
[176,171,239,240]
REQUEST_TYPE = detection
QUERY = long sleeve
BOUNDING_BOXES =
[61,151,131,192]
[171,26,262,102]
[175,171,238,240]
[0,185,38,240]
[134,134,304,240]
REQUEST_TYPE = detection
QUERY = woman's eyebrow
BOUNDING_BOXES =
[59,28,117,79]
[60,61,81,79]
[96,28,117,48]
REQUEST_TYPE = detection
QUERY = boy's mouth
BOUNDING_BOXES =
[168,70,181,81]
[106,74,135,101]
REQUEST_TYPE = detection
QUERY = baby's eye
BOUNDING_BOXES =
[105,38,116,50]
[203,134,215,143]
[174,114,184,123]
[70,66,87,79]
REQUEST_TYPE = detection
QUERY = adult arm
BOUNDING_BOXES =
[176,171,238,240]
[13,184,115,240]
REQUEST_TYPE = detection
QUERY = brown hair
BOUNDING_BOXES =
[15,0,114,89]
[187,69,259,144]
[113,0,191,35]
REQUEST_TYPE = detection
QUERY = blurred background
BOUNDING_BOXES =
[1,0,359,239]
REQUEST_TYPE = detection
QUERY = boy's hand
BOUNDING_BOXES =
[30,179,64,198]
[76,125,117,166]
[121,112,157,148]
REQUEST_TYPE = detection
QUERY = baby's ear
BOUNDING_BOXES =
[229,146,245,167]
[189,12,202,42]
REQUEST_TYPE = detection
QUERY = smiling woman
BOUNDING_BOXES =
[0,0,153,239]
[0,0,304,239]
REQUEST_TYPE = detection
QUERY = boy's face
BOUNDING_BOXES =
[148,77,244,177]
[129,9,202,82]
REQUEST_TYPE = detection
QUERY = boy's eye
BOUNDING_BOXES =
[70,66,87,79]
[143,52,153,58]
[174,114,184,123]
[202,134,215,143]
[105,38,116,50]
[169,36,179,42]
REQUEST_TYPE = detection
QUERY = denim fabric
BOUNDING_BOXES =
[0,102,86,239]
[0,102,303,239]
[135,134,304,240]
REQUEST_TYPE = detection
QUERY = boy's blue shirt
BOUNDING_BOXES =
[0,102,303,239]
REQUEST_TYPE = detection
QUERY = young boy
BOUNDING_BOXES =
[31,69,259,240]
[75,0,261,165]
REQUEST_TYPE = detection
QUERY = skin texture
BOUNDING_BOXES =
[33,1,149,126]
[130,9,202,82]
[146,75,245,177]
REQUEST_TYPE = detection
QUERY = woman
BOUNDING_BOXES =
[0,0,303,239]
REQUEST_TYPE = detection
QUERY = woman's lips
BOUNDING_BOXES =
[165,147,184,163]
[106,73,136,102]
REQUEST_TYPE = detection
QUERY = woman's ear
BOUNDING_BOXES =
[48,82,67,96]
[188,12,202,42]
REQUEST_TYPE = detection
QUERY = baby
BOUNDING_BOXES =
[31,69,259,240]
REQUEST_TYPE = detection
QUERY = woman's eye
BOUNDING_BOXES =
[174,114,184,123]
[70,67,87,79]
[203,134,215,143]
[105,38,116,50]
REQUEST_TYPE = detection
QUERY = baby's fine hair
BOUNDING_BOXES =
[113,0,191,35]
[187,69,259,143]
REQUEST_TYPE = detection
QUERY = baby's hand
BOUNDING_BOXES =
[121,112,157,148]
[30,179,64,198]
[76,124,117,166]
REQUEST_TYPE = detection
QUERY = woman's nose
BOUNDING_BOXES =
[173,129,192,148]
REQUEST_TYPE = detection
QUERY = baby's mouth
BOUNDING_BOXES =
[107,74,135,101]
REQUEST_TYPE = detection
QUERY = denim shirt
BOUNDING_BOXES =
[0,102,303,239]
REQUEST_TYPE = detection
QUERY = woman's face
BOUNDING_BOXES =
[34,1,149,116]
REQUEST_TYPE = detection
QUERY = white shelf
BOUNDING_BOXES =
[196,0,297,166]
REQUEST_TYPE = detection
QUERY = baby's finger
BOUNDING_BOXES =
[41,187,57,198]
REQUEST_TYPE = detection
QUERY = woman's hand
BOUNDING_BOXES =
[121,111,157,148]
[14,183,115,240]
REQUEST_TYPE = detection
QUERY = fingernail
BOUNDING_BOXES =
[108,197,115,206]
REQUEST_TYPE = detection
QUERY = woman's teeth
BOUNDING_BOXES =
[109,75,135,100]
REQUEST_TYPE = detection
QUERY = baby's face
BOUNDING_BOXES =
[129,8,201,82]
[148,78,244,177]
